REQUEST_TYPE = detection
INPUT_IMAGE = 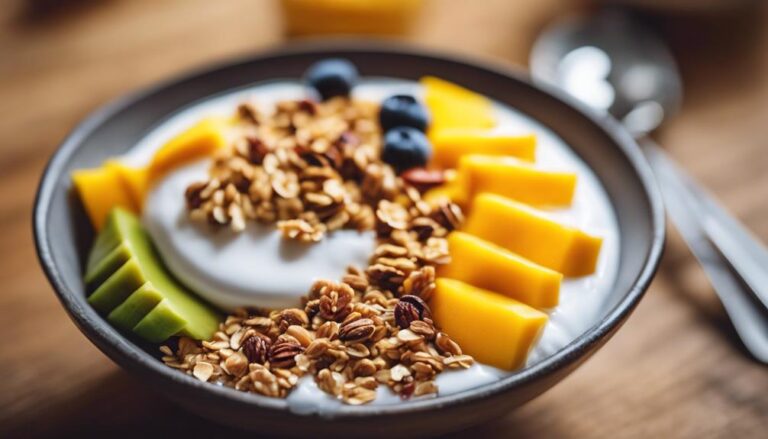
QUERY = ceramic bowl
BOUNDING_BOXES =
[34,42,664,438]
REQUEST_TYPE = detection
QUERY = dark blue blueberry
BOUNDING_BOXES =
[382,127,432,173]
[379,94,430,132]
[303,58,359,101]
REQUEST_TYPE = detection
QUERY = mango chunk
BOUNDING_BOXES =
[439,232,562,308]
[430,129,536,169]
[463,194,603,276]
[72,166,137,230]
[431,278,548,370]
[457,155,576,207]
[421,76,496,132]
[106,160,149,209]
[147,117,230,183]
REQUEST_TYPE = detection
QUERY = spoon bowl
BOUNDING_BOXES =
[530,9,682,134]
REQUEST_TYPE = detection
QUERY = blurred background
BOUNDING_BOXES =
[2,0,767,437]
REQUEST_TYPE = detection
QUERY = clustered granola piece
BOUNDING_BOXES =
[185,97,399,242]
[162,175,472,404]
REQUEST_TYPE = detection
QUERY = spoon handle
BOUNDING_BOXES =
[696,190,768,311]
[641,138,768,363]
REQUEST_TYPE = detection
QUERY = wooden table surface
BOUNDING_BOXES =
[2,1,767,437]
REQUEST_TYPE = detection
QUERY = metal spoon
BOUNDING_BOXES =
[530,8,768,362]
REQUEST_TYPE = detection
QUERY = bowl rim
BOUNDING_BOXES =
[33,40,665,418]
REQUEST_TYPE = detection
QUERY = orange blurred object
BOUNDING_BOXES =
[280,0,424,36]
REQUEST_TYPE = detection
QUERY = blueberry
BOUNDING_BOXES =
[382,127,432,172]
[303,58,359,101]
[379,94,430,132]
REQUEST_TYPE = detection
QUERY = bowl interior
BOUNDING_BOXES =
[34,43,664,423]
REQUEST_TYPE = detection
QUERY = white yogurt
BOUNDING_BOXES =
[129,79,620,409]
[143,160,376,310]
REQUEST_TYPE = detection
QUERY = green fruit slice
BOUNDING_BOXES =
[107,282,164,332]
[133,300,188,343]
[85,243,132,291]
[85,208,221,342]
[88,258,145,314]
[86,216,121,274]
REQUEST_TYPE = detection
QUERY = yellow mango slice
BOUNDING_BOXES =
[457,154,576,207]
[431,278,548,370]
[147,117,230,183]
[72,167,137,230]
[463,193,603,276]
[439,232,562,308]
[105,160,149,210]
[430,129,536,169]
[421,76,496,132]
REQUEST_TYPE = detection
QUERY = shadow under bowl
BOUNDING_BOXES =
[33,42,665,438]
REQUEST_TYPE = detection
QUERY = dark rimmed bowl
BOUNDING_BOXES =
[34,42,664,438]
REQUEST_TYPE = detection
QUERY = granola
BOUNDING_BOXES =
[185,98,389,241]
[163,96,471,405]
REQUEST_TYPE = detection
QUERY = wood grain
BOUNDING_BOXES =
[2,0,767,437]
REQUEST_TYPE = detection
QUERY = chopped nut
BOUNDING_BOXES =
[244,316,273,332]
[342,385,377,405]
[202,340,229,351]
[397,329,423,343]
[193,362,214,382]
[242,334,271,364]
[421,237,451,265]
[250,364,283,397]
[376,200,410,231]
[276,308,309,331]
[396,295,432,328]
[315,321,340,340]
[430,201,464,231]
[312,280,354,321]
[352,358,377,377]
[342,272,369,292]
[229,327,248,350]
[268,337,305,369]
[400,168,446,192]
[366,264,405,293]
[345,343,371,359]
[390,364,411,382]
[413,380,438,397]
[435,332,462,356]
[394,301,420,329]
[409,320,436,340]
[286,325,314,347]
[278,219,324,242]
[317,369,345,396]
[444,355,474,369]
[402,266,436,301]
[339,318,376,343]
[224,352,249,377]
[305,338,331,358]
